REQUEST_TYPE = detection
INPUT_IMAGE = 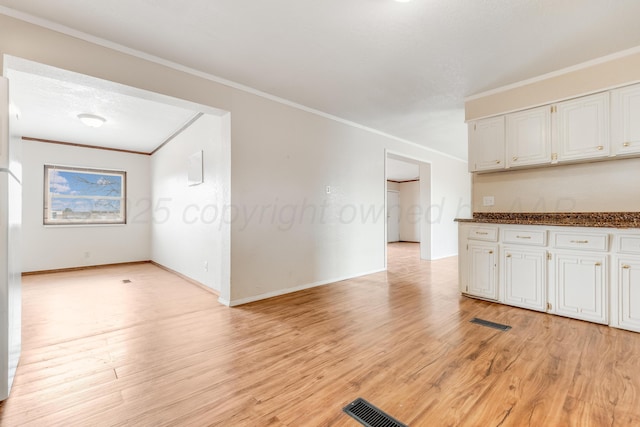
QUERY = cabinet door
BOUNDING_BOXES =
[506,106,551,168]
[468,116,505,172]
[501,247,546,312]
[458,224,470,294]
[553,252,607,324]
[614,257,640,332]
[467,243,498,300]
[553,92,610,162]
[611,84,640,156]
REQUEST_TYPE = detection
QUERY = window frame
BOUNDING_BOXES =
[43,164,127,226]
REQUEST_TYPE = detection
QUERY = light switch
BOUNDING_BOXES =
[325,185,331,194]
[483,196,495,206]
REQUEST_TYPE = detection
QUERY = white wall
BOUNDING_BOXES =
[1,14,470,304]
[21,140,151,272]
[386,181,400,191]
[472,158,640,213]
[229,92,469,302]
[431,160,471,259]
[151,114,227,292]
[398,181,420,242]
[229,93,387,303]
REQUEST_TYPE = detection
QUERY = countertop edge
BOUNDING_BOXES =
[454,216,640,229]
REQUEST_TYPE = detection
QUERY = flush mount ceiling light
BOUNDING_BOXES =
[77,113,106,128]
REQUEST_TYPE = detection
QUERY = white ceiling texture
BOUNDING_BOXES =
[3,0,640,160]
[6,57,199,153]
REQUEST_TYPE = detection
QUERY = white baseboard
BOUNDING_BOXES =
[226,268,386,307]
[429,253,458,261]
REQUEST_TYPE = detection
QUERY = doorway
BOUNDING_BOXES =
[4,55,231,302]
[385,151,432,264]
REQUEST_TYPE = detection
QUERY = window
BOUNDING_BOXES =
[44,165,127,225]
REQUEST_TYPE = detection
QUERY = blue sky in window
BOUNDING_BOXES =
[49,169,123,213]
[49,170,122,197]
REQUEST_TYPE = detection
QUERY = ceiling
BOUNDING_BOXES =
[387,158,419,182]
[3,1,640,160]
[6,57,200,153]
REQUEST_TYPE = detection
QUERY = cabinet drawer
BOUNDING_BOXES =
[552,232,609,251]
[617,235,640,254]
[503,229,546,246]
[468,226,498,242]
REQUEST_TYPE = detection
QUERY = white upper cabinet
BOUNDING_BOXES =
[505,106,551,168]
[552,92,610,162]
[465,84,640,172]
[611,83,640,156]
[468,116,505,172]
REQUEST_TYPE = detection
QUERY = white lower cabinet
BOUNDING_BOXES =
[467,242,498,300]
[612,256,640,332]
[458,223,640,332]
[611,233,640,332]
[551,252,608,324]
[501,247,546,312]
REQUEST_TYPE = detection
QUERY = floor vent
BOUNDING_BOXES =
[343,397,407,427]
[470,317,511,331]
[122,279,132,283]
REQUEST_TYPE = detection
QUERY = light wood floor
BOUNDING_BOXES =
[2,242,640,426]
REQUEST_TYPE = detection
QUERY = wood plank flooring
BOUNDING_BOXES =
[2,242,640,426]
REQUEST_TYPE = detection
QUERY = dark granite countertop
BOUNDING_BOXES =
[455,212,640,229]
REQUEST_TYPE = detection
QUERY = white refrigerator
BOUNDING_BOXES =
[0,75,21,401]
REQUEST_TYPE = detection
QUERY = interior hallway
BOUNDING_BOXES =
[1,243,639,425]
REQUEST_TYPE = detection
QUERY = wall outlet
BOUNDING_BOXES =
[325,185,331,194]
[482,196,495,207]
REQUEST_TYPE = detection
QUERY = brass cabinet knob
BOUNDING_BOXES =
[512,156,518,161]
[597,145,604,151]
[623,265,631,269]
[623,142,631,147]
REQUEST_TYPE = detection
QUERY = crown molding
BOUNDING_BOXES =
[465,45,640,102]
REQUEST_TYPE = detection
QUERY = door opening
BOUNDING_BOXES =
[385,151,432,265]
